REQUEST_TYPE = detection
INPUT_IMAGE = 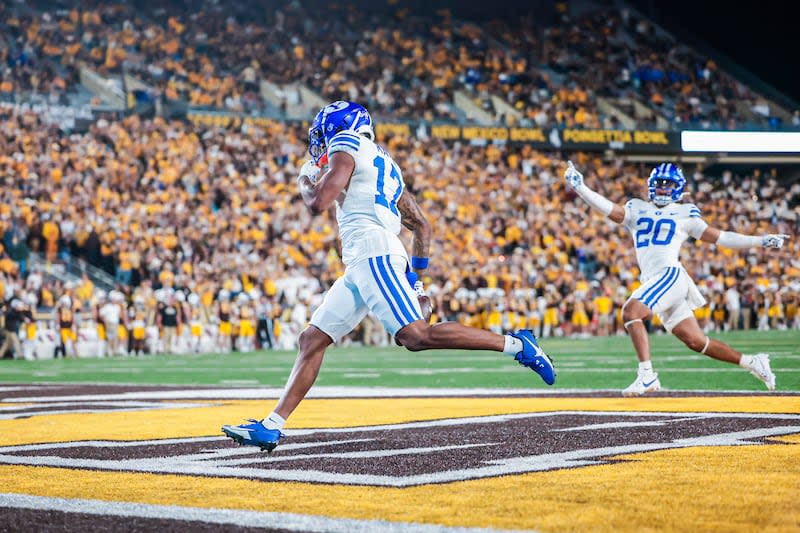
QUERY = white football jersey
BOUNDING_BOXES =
[327,131,408,265]
[99,303,122,325]
[623,198,708,282]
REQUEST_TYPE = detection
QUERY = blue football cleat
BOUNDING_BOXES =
[510,330,556,385]
[221,419,284,452]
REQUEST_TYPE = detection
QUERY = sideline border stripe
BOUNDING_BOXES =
[4,387,797,403]
[0,493,529,533]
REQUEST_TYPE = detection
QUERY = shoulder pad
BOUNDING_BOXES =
[328,131,363,154]
[684,203,702,218]
[625,198,645,210]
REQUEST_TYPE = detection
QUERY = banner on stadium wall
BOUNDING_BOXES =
[378,123,680,153]
[0,102,96,131]
[186,112,281,129]
[185,111,681,153]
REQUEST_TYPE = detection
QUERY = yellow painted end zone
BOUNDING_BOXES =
[0,396,798,533]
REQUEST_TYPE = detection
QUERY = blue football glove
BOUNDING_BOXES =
[564,160,584,189]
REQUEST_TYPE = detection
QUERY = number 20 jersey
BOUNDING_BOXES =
[622,198,708,282]
[327,131,408,266]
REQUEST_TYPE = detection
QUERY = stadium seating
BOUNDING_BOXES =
[0,1,797,357]
[2,1,794,128]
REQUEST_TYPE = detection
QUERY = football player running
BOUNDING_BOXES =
[223,101,555,451]
[564,161,788,396]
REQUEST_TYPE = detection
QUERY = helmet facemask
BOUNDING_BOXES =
[650,178,678,206]
[308,124,326,165]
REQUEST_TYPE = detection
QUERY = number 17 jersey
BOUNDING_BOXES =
[327,130,407,266]
[623,198,708,282]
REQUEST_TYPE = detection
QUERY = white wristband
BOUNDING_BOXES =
[717,231,762,249]
[574,184,614,216]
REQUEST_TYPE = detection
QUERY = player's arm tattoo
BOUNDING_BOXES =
[397,189,432,264]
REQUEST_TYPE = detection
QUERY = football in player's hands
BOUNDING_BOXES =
[412,278,432,323]
[418,295,433,323]
[299,160,321,183]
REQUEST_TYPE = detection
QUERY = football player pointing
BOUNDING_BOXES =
[565,161,788,395]
[222,102,555,451]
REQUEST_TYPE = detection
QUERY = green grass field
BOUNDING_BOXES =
[1,329,797,391]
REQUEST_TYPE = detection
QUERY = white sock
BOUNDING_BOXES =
[503,335,523,355]
[638,361,654,374]
[262,412,285,430]
[739,355,754,370]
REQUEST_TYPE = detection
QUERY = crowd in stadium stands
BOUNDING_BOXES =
[1,1,794,129]
[0,108,798,358]
[0,5,81,107]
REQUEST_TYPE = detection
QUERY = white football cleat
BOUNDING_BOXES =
[622,372,661,397]
[748,353,776,391]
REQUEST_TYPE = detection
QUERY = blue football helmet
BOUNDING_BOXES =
[648,163,685,206]
[308,101,374,164]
